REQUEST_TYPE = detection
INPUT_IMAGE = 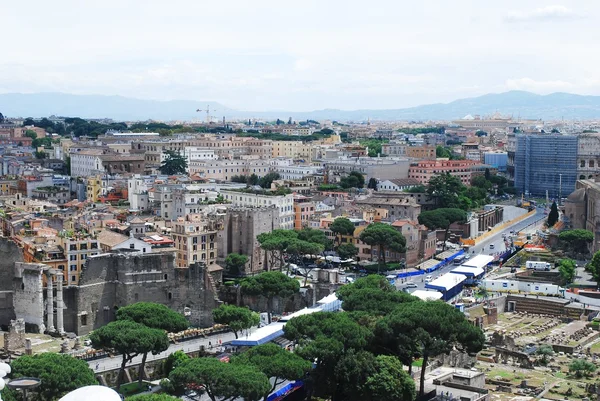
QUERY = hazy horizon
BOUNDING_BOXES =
[3,1,600,112]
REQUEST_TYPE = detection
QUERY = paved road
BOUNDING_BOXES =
[395,207,544,293]
[88,330,240,373]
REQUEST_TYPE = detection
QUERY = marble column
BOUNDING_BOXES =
[56,275,64,334]
[46,272,55,332]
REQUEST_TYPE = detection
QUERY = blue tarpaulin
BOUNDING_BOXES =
[267,381,304,401]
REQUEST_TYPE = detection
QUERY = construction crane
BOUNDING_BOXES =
[196,105,217,124]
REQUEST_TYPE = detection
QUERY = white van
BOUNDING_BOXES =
[425,275,433,283]
[526,261,551,271]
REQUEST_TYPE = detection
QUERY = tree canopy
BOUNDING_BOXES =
[117,302,189,333]
[426,173,464,208]
[212,304,260,339]
[359,223,406,270]
[127,395,181,401]
[379,301,485,396]
[337,275,417,315]
[559,229,593,254]
[240,271,300,323]
[169,357,270,401]
[330,217,356,246]
[340,171,365,189]
[90,320,169,389]
[547,201,559,227]
[418,208,467,251]
[234,343,312,401]
[587,251,600,287]
[159,150,188,175]
[558,259,576,285]
[8,353,97,401]
[224,253,248,277]
[337,243,359,260]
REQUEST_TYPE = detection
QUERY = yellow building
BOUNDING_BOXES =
[171,214,221,268]
[59,235,101,285]
[86,176,102,203]
[272,141,313,161]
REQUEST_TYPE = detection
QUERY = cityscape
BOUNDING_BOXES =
[3,2,600,401]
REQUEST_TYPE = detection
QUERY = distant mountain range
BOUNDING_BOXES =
[2,91,600,121]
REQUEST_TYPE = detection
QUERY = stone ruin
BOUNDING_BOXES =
[491,331,517,350]
[494,346,534,369]
[545,326,594,346]
[3,319,25,354]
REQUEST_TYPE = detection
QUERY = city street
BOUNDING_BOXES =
[88,330,239,373]
[396,206,544,293]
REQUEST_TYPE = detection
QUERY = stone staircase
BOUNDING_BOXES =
[507,294,583,318]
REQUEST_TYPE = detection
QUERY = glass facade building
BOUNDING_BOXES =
[514,134,578,198]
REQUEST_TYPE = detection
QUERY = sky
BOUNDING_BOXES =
[1,1,599,111]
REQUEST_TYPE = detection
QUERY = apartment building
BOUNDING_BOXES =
[408,159,483,186]
[325,158,411,182]
[188,159,272,181]
[272,141,313,160]
[220,190,295,229]
[274,165,323,180]
[59,235,101,285]
[406,146,436,160]
[171,214,220,268]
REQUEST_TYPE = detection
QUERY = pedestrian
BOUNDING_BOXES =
[95,363,99,371]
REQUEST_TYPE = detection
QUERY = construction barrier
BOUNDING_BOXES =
[467,209,536,246]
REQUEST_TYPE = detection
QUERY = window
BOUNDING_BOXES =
[70,265,77,271]
[130,243,135,249]
[81,314,88,326]
[71,275,76,282]
[168,292,172,300]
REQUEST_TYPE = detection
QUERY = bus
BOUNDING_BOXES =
[453,254,467,265]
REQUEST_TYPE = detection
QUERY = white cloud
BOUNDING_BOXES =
[505,5,579,23]
[505,77,573,93]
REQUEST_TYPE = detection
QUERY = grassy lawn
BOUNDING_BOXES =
[412,359,423,367]
[589,341,600,354]
[118,382,154,397]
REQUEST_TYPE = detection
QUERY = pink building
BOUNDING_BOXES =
[408,159,482,186]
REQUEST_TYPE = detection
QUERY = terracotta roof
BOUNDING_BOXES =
[97,230,128,248]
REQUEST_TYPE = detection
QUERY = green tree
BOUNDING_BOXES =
[169,358,270,401]
[547,201,559,227]
[535,345,554,365]
[337,243,358,260]
[378,301,484,396]
[287,239,325,285]
[257,229,298,271]
[247,173,260,185]
[159,150,188,175]
[418,208,468,252]
[337,275,417,315]
[283,312,373,401]
[569,358,597,377]
[24,130,37,139]
[330,217,356,246]
[405,184,427,193]
[471,175,492,190]
[127,394,181,400]
[558,259,576,285]
[476,130,488,137]
[240,271,300,323]
[116,302,189,385]
[163,350,190,376]
[8,353,97,401]
[435,145,452,158]
[364,355,416,401]
[587,250,600,287]
[340,171,365,189]
[367,177,378,190]
[259,172,281,189]
[559,229,594,254]
[426,173,465,208]
[90,320,169,390]
[34,150,46,159]
[224,253,248,276]
[234,343,312,401]
[212,304,260,339]
[359,223,406,271]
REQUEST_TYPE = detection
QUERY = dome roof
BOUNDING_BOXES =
[566,188,586,203]
[59,386,121,401]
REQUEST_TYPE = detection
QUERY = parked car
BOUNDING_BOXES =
[405,282,418,289]
[425,275,433,283]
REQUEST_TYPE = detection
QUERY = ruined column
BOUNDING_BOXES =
[56,274,65,334]
[46,272,55,332]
